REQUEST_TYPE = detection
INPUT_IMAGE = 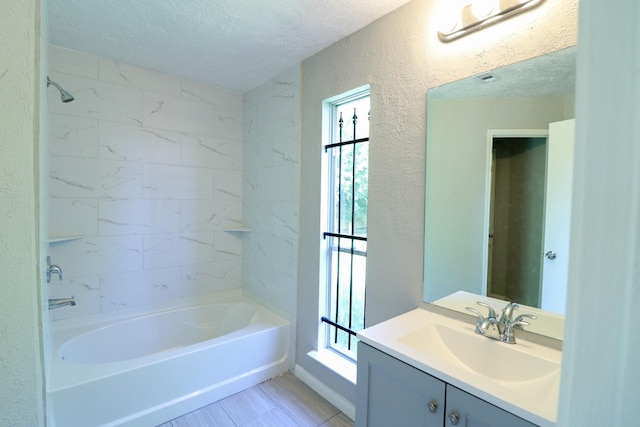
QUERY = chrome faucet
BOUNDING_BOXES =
[466,301,536,344]
[49,297,76,310]
[46,256,63,283]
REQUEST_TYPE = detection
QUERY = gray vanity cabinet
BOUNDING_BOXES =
[356,343,446,427]
[356,343,538,427]
[444,385,537,427]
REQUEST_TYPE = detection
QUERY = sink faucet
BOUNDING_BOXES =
[49,297,76,310]
[466,301,536,344]
[499,301,519,324]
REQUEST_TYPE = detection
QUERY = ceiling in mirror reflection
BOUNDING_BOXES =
[429,47,575,99]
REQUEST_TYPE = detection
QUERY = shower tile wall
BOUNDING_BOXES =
[242,67,300,318]
[47,46,243,320]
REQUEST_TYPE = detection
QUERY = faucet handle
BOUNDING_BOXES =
[466,306,484,319]
[466,307,485,331]
[513,313,537,329]
[476,301,498,319]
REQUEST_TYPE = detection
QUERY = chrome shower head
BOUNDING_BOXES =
[47,76,75,103]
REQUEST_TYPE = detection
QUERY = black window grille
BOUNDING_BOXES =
[321,97,369,359]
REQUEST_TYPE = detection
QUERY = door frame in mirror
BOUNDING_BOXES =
[482,128,549,305]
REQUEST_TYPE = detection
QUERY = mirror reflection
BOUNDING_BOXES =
[424,47,576,321]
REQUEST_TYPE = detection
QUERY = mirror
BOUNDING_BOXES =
[423,47,576,335]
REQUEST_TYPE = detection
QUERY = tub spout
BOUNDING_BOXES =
[49,297,76,310]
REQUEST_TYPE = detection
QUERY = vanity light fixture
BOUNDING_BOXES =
[438,0,546,42]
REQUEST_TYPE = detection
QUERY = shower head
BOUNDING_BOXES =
[47,76,75,103]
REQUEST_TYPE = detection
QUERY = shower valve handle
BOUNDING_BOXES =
[46,256,63,283]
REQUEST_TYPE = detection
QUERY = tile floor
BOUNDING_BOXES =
[158,372,354,427]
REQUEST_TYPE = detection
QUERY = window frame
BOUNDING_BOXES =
[319,86,370,361]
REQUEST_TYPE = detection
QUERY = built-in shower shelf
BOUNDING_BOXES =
[48,236,83,244]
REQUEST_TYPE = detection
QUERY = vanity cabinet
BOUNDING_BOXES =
[356,343,538,427]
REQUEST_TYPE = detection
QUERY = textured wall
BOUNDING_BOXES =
[242,66,300,320]
[47,46,244,320]
[558,1,640,425]
[298,0,577,405]
[0,0,45,425]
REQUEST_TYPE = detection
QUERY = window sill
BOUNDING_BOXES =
[307,348,357,385]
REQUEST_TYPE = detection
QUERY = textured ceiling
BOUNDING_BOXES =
[48,0,413,93]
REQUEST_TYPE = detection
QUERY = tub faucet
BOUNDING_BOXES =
[49,297,76,310]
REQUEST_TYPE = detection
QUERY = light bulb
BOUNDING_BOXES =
[438,1,464,35]
[471,0,498,19]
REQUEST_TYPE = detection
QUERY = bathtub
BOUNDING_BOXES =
[47,290,290,427]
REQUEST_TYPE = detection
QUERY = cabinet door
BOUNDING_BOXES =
[356,343,446,427]
[444,385,538,427]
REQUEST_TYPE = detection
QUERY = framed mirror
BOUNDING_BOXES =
[423,47,576,338]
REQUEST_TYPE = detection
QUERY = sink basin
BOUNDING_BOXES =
[397,323,560,382]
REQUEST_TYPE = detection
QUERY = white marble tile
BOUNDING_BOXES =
[267,277,297,317]
[180,200,242,232]
[214,170,242,200]
[47,72,142,125]
[256,234,296,275]
[98,199,180,236]
[213,107,242,140]
[180,79,242,111]
[244,133,272,169]
[97,161,142,198]
[100,267,181,312]
[49,198,98,238]
[142,164,213,199]
[48,114,99,158]
[99,59,180,96]
[272,202,298,240]
[243,275,270,305]
[49,46,99,79]
[255,86,297,136]
[180,261,241,297]
[142,92,215,135]
[242,170,260,205]
[255,165,297,201]
[214,230,242,261]
[273,66,300,95]
[243,104,258,140]
[50,156,142,199]
[272,124,299,166]
[98,121,181,164]
[48,275,100,321]
[143,232,214,269]
[49,236,143,277]
[243,78,275,109]
[180,133,242,170]
[242,201,274,231]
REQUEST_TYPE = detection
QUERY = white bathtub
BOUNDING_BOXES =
[47,290,290,427]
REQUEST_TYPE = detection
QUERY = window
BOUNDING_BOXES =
[320,89,369,361]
